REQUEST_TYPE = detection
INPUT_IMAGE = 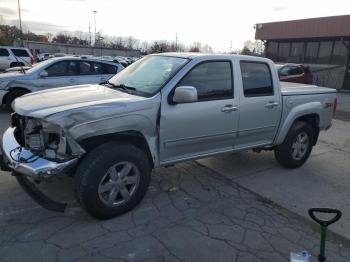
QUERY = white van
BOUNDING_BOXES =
[0,46,34,71]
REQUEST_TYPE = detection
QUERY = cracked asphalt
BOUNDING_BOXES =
[0,110,350,261]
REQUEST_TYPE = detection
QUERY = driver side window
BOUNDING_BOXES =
[177,61,233,101]
[46,61,78,77]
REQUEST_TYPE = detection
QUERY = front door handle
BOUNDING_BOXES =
[69,78,76,83]
[221,105,238,113]
[265,101,279,109]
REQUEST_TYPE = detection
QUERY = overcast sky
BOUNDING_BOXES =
[1,0,350,51]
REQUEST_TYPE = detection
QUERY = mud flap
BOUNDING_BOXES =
[15,172,67,212]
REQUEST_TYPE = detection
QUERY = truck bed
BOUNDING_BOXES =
[281,82,336,96]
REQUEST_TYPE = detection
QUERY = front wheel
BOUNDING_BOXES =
[274,121,314,169]
[74,142,151,219]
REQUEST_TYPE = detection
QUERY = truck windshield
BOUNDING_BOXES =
[108,55,189,97]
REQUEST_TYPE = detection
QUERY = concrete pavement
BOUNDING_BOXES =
[198,119,350,239]
[0,109,350,261]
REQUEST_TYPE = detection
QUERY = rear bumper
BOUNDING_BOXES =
[0,127,78,180]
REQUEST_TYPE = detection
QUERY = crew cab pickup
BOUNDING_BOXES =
[0,53,337,219]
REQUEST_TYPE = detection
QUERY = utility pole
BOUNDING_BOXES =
[93,10,97,46]
[175,33,178,52]
[89,21,92,46]
[17,0,23,46]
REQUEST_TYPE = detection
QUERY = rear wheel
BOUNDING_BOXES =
[274,121,314,168]
[10,62,24,68]
[5,89,30,110]
[74,142,151,219]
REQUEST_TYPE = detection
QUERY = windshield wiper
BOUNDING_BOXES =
[101,81,136,93]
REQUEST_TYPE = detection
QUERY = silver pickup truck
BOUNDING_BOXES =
[0,53,337,219]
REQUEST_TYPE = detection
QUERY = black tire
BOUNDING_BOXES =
[5,89,30,111]
[74,142,151,219]
[274,121,314,169]
[10,62,24,68]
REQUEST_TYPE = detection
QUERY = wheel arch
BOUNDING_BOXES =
[78,131,155,168]
[2,87,31,104]
[275,102,322,145]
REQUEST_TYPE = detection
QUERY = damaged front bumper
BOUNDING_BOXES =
[0,127,78,180]
[0,127,79,212]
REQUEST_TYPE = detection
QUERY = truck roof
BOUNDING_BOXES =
[153,52,267,61]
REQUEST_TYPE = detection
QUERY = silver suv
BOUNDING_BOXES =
[0,56,124,109]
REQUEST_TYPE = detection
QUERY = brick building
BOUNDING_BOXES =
[255,15,350,91]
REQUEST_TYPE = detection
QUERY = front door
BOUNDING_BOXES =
[236,61,282,149]
[37,60,79,89]
[159,60,239,164]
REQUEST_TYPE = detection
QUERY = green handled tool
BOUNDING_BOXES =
[308,208,342,262]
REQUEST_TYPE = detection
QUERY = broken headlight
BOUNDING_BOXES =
[23,118,68,161]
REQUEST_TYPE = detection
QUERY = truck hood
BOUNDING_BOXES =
[12,84,146,119]
[281,82,337,95]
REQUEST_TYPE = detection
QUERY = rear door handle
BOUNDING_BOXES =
[265,101,279,109]
[221,105,238,113]
[69,78,76,83]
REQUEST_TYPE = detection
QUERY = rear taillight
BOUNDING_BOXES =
[333,98,337,114]
[30,56,34,64]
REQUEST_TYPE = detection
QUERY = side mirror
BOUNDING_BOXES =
[39,70,48,78]
[173,86,198,104]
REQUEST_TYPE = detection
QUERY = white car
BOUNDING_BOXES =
[0,46,35,70]
[37,53,50,61]
[0,56,124,109]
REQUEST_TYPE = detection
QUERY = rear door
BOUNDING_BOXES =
[0,48,11,70]
[77,61,118,84]
[37,60,79,89]
[236,61,282,149]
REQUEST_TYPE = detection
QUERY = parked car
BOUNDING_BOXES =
[0,46,35,70]
[114,56,129,67]
[0,53,336,219]
[0,56,124,109]
[276,63,313,84]
[37,53,50,62]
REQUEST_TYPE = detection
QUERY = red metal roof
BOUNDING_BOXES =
[255,15,350,40]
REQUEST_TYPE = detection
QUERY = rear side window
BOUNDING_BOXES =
[280,66,303,76]
[102,63,118,74]
[79,61,95,75]
[11,49,30,57]
[177,61,233,101]
[240,61,273,97]
[46,61,78,77]
[0,48,10,57]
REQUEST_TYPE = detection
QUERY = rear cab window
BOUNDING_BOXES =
[240,61,274,97]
